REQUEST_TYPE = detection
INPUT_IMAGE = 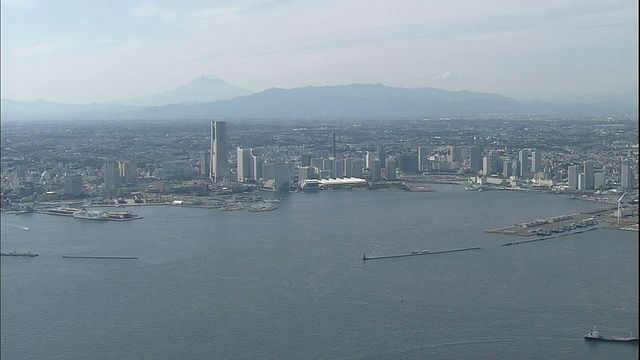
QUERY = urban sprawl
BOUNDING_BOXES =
[1,116,638,223]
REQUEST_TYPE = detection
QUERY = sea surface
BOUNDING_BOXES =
[1,185,638,360]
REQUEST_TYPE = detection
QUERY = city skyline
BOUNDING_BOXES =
[1,0,637,104]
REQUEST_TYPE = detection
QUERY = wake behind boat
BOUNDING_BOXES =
[584,326,639,343]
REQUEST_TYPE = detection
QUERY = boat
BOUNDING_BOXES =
[584,326,639,342]
[1,251,38,257]
[72,208,109,220]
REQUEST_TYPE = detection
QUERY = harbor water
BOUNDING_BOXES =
[1,185,638,359]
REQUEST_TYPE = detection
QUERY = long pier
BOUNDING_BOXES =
[362,246,482,261]
[500,228,596,246]
[62,255,138,260]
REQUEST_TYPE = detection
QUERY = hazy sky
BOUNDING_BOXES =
[1,0,638,103]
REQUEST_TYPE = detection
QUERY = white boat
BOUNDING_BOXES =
[72,208,109,220]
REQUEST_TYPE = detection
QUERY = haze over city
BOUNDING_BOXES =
[1,0,638,104]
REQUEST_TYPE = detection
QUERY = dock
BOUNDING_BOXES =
[501,228,596,246]
[36,207,142,221]
[362,246,482,261]
[62,255,138,260]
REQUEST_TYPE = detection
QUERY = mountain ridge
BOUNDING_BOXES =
[1,80,637,120]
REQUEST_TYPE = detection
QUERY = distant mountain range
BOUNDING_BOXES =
[1,76,637,120]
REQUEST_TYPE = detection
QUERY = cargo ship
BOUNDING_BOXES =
[584,326,639,342]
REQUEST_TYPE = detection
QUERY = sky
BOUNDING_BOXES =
[1,0,638,104]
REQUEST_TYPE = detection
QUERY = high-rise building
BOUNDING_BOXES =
[210,121,228,183]
[64,175,83,196]
[578,173,586,191]
[274,160,291,191]
[397,154,418,173]
[377,145,386,168]
[518,150,530,178]
[369,160,381,181]
[118,160,138,184]
[385,159,397,180]
[567,165,579,189]
[418,146,430,172]
[469,146,481,174]
[344,158,353,177]
[502,160,512,178]
[366,151,376,170]
[103,162,120,189]
[621,159,632,189]
[199,151,210,178]
[237,147,252,182]
[531,150,541,174]
[594,172,606,190]
[351,159,364,178]
[300,153,312,167]
[251,151,263,181]
[333,158,345,178]
[583,160,594,190]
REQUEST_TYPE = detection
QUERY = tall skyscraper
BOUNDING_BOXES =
[418,146,430,172]
[369,160,381,181]
[103,162,120,189]
[469,146,481,174]
[199,151,210,178]
[251,150,263,181]
[377,145,386,168]
[237,147,252,182]
[64,175,83,196]
[518,150,530,178]
[531,150,541,174]
[385,159,397,180]
[567,165,579,189]
[210,121,228,183]
[583,160,594,190]
[365,151,376,170]
[621,159,632,189]
[118,160,138,184]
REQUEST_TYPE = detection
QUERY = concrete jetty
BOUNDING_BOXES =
[362,246,482,261]
[62,255,138,260]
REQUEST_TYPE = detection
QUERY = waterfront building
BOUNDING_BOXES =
[583,160,594,190]
[251,151,264,181]
[323,158,334,172]
[366,151,376,170]
[333,158,345,178]
[567,165,579,189]
[397,154,418,173]
[448,146,463,163]
[161,160,192,180]
[594,172,606,190]
[482,157,491,176]
[386,159,397,180]
[377,145,386,168]
[199,152,210,178]
[300,153,312,167]
[103,162,120,189]
[298,166,316,185]
[351,159,364,178]
[621,159,632,189]
[369,160,381,181]
[344,158,353,177]
[418,146,430,172]
[469,146,482,174]
[518,150,530,178]
[531,150,541,174]
[64,175,83,196]
[502,160,512,178]
[310,158,323,171]
[118,160,138,184]
[578,173,586,191]
[511,160,520,179]
[237,147,252,182]
[210,121,228,183]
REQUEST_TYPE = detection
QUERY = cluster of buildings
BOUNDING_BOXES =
[0,117,637,207]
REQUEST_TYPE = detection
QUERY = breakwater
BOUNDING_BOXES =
[362,246,482,261]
